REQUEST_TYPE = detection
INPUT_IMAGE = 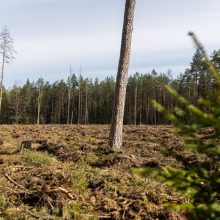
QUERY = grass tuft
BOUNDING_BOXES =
[21,150,59,166]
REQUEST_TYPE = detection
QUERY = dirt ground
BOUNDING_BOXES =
[0,125,193,220]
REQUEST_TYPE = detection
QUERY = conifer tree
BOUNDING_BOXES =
[152,33,220,219]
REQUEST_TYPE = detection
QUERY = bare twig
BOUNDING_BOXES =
[0,185,28,194]
[4,173,27,191]
[77,213,111,219]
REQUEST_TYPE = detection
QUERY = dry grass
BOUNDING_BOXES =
[0,125,190,219]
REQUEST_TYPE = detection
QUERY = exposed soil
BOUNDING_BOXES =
[0,125,198,219]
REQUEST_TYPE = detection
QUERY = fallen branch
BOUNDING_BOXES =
[4,173,27,191]
[0,185,29,194]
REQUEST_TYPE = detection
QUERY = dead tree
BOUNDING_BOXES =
[0,26,16,116]
[109,0,136,150]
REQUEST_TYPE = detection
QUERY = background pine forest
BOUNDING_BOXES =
[1,49,220,125]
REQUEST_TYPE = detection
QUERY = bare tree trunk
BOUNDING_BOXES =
[37,88,41,125]
[15,89,20,124]
[67,65,72,124]
[162,90,166,124]
[37,97,40,125]
[51,100,54,124]
[78,80,81,125]
[134,84,137,125]
[85,80,89,124]
[129,104,132,124]
[71,110,73,124]
[109,0,136,150]
[67,87,71,124]
[146,96,150,124]
[58,101,61,124]
[0,54,5,115]
[37,86,42,125]
[139,101,142,125]
[80,92,83,123]
[99,89,102,113]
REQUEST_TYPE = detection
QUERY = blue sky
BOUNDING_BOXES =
[1,0,220,87]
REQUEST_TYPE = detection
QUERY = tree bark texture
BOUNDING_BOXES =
[109,0,136,150]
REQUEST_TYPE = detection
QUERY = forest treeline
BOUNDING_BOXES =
[1,49,219,125]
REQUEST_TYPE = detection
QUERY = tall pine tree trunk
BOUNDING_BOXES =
[85,80,89,124]
[67,87,71,124]
[109,0,136,150]
[37,88,41,125]
[78,82,81,125]
[71,110,73,124]
[134,84,137,125]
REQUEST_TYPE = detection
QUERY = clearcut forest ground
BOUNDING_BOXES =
[0,125,197,220]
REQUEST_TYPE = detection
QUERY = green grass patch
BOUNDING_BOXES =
[21,150,59,166]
